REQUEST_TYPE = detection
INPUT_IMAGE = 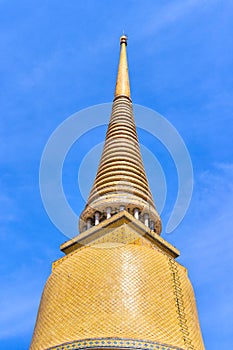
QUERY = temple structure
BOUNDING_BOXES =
[30,36,205,350]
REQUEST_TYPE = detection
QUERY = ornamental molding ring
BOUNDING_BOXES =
[46,337,185,350]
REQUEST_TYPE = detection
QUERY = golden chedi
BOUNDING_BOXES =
[30,36,205,350]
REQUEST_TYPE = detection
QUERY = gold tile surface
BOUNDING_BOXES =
[30,234,204,350]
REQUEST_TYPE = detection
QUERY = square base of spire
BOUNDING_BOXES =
[60,211,179,258]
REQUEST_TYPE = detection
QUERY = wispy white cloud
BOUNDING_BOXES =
[180,162,233,281]
[138,0,219,37]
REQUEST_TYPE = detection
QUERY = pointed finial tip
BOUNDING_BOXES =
[120,35,128,45]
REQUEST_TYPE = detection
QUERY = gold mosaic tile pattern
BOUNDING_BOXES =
[30,241,204,350]
[178,266,205,350]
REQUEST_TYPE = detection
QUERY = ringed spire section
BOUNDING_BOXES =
[79,36,161,234]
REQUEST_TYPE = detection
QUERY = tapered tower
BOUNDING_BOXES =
[30,36,205,350]
[79,35,161,235]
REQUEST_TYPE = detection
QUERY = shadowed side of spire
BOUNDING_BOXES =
[114,35,131,99]
[79,36,161,235]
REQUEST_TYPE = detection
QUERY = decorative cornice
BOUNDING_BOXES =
[46,337,185,350]
[60,211,179,258]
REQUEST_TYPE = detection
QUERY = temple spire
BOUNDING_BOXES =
[114,35,131,99]
[30,34,205,350]
[79,36,161,235]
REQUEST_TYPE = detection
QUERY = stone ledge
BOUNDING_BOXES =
[60,211,179,258]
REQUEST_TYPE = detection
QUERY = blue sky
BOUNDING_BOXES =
[0,1,233,349]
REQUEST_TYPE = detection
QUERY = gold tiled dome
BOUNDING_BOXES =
[30,226,204,350]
